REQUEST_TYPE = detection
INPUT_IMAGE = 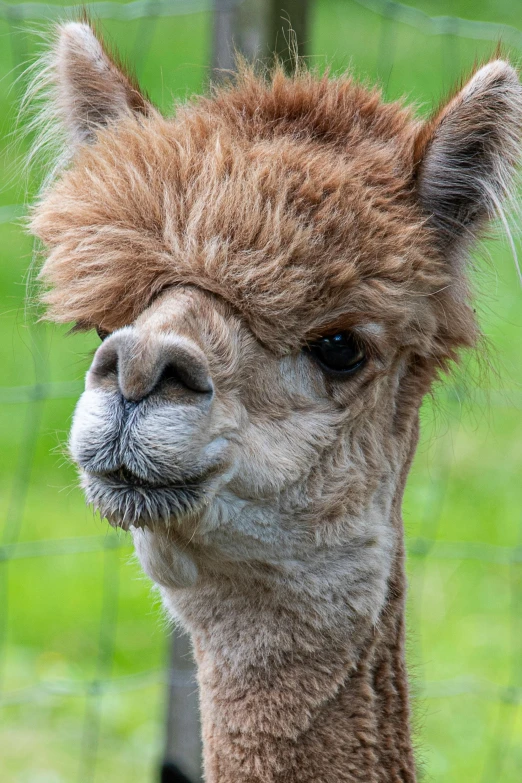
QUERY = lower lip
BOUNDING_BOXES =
[84,474,204,529]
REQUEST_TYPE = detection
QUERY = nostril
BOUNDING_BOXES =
[97,352,119,378]
[157,360,212,395]
[87,341,119,390]
[158,363,183,387]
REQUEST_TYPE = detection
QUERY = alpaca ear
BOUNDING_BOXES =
[46,21,151,148]
[414,60,522,252]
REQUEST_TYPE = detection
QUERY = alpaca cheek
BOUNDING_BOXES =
[132,527,199,588]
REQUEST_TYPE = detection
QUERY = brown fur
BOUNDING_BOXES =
[26,22,522,783]
[33,66,478,366]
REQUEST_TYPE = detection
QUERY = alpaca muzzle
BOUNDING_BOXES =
[69,325,230,529]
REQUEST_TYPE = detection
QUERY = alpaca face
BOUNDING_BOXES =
[70,283,397,570]
[29,24,522,590]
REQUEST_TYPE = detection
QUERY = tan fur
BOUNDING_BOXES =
[26,22,522,783]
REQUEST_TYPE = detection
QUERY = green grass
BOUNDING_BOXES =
[1,1,522,781]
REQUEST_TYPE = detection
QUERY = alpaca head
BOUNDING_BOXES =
[30,23,522,591]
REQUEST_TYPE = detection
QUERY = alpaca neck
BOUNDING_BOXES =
[187,539,415,783]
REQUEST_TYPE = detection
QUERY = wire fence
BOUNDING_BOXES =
[1,1,522,781]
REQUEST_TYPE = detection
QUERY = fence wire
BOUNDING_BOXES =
[1,1,522,781]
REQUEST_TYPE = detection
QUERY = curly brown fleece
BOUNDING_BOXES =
[33,59,478,361]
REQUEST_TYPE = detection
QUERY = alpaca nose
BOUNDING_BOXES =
[87,330,213,402]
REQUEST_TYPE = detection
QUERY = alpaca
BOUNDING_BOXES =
[27,22,522,783]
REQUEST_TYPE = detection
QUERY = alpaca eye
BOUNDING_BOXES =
[96,326,110,342]
[307,332,366,375]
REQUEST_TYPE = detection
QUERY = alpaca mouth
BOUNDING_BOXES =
[101,465,168,489]
[83,465,211,530]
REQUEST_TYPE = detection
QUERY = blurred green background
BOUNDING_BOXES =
[1,1,521,781]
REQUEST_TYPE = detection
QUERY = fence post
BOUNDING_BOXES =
[161,631,202,783]
[212,0,311,76]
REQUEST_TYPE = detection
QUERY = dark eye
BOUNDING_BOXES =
[307,332,366,376]
[96,326,110,342]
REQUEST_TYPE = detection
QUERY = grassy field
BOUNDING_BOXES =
[1,0,521,781]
